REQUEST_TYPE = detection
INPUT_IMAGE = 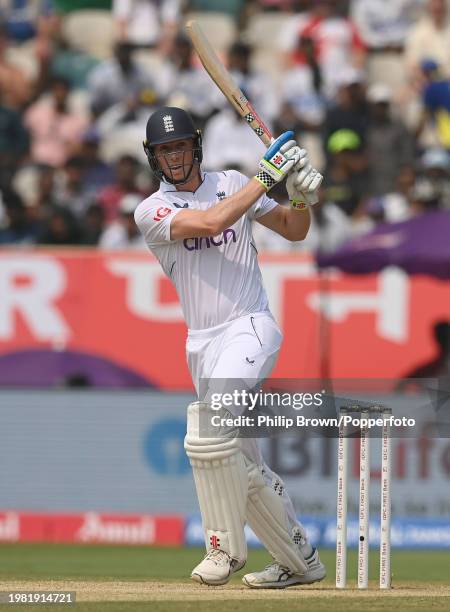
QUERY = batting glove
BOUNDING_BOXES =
[286,161,323,209]
[254,131,302,192]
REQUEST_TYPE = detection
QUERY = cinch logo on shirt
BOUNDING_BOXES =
[183,228,236,251]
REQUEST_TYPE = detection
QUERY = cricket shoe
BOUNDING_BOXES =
[191,549,245,586]
[242,548,326,589]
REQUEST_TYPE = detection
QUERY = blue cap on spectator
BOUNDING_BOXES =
[421,58,439,73]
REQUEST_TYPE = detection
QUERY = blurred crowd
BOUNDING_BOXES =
[1,0,450,253]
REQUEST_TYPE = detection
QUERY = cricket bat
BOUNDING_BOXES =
[185,20,273,147]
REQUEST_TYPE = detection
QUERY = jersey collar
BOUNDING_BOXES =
[160,171,206,195]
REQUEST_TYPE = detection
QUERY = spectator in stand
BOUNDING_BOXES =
[113,0,181,53]
[421,147,450,207]
[277,0,313,64]
[38,205,81,245]
[366,84,414,196]
[202,107,265,175]
[323,67,369,159]
[276,35,325,134]
[164,34,221,129]
[97,154,146,222]
[27,164,59,222]
[380,165,416,223]
[25,1,99,95]
[226,41,279,123]
[24,76,89,167]
[409,177,443,215]
[0,95,29,188]
[0,189,38,245]
[279,0,366,98]
[0,0,54,43]
[45,34,100,92]
[417,59,450,150]
[404,0,450,79]
[53,155,94,219]
[302,187,357,254]
[0,23,31,109]
[351,0,422,52]
[81,203,106,245]
[323,128,368,218]
[87,42,160,117]
[99,193,146,249]
[80,128,115,196]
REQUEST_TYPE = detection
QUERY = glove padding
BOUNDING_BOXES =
[286,158,323,206]
[255,131,302,191]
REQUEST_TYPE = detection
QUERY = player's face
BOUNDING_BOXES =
[154,138,196,183]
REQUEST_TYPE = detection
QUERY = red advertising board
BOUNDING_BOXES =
[0,511,183,546]
[0,249,449,389]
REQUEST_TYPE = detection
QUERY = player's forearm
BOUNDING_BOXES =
[205,131,299,234]
[204,178,266,234]
[284,206,311,241]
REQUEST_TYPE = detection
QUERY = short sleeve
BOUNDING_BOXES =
[134,197,181,246]
[249,191,279,220]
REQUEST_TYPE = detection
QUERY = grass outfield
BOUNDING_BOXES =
[0,544,448,611]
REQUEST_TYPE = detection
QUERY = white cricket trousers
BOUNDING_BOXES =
[186,311,300,532]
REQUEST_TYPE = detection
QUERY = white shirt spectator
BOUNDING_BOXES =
[100,193,147,249]
[279,12,366,98]
[202,108,266,175]
[88,56,160,115]
[304,204,355,254]
[404,3,450,75]
[281,65,325,126]
[351,0,422,49]
[113,0,181,46]
[99,221,147,249]
[165,64,222,119]
[277,12,311,54]
[228,69,279,122]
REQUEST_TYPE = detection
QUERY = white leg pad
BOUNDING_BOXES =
[184,402,248,564]
[246,462,308,574]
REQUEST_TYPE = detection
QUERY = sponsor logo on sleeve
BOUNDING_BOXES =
[153,207,172,222]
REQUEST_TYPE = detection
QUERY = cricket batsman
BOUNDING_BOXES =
[135,106,326,588]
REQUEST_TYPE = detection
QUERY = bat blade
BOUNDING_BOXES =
[185,20,273,147]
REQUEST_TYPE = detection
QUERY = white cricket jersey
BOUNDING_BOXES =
[134,170,278,330]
